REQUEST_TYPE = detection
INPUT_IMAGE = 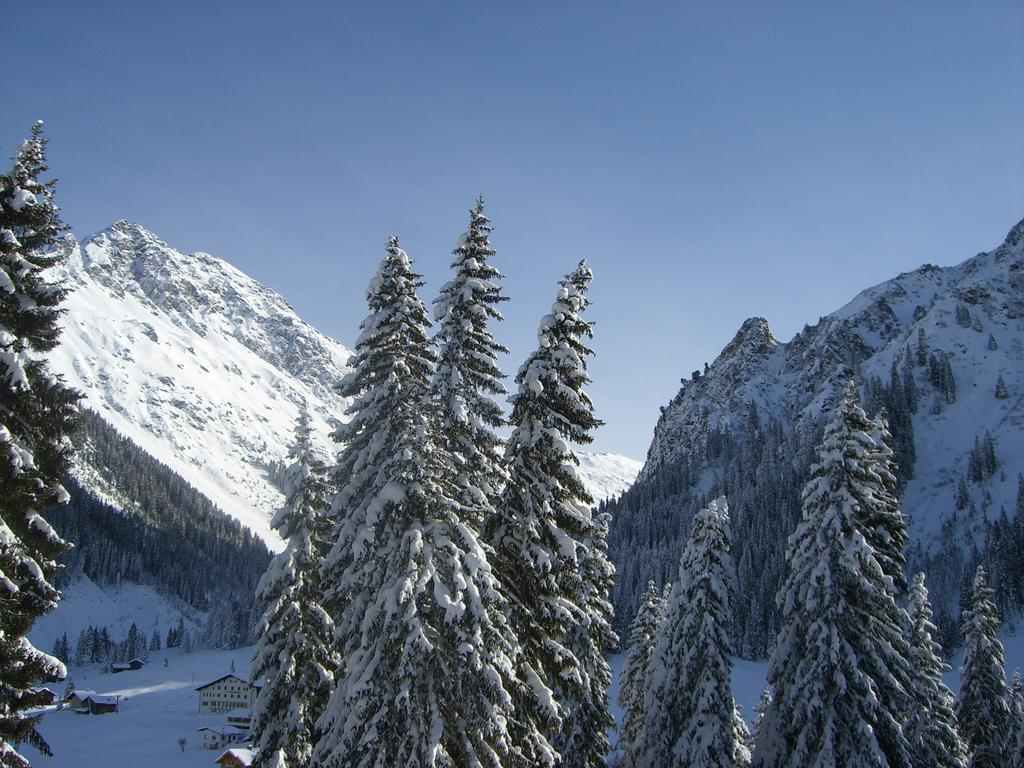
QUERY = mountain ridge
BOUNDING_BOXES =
[609,215,1024,655]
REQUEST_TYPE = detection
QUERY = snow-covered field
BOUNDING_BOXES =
[29,632,1024,766]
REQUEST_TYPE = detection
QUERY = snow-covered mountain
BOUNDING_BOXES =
[51,221,354,545]
[647,215,1023,544]
[609,215,1024,653]
[51,221,638,546]
[577,452,643,503]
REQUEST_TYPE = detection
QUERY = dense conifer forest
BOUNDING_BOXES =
[46,409,271,650]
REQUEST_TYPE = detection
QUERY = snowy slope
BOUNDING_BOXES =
[51,221,354,545]
[29,577,203,652]
[577,452,643,502]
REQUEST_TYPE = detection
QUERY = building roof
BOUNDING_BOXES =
[85,695,119,705]
[195,674,257,692]
[216,747,254,766]
[111,659,144,669]
[65,689,97,700]
[197,725,247,736]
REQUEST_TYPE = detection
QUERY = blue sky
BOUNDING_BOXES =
[4,1,1022,458]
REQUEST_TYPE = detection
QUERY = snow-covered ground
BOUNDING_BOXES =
[32,632,1023,766]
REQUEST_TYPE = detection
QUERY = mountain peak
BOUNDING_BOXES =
[997,216,1024,257]
[104,219,163,243]
[722,317,777,359]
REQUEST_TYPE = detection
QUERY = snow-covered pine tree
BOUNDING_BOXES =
[431,197,509,530]
[733,705,752,767]
[251,408,337,768]
[559,262,616,762]
[904,572,967,768]
[752,689,771,736]
[1006,669,1023,768]
[639,496,747,768]
[752,383,914,768]
[313,238,519,768]
[485,260,606,767]
[559,505,618,768]
[956,566,1011,768]
[618,581,663,765]
[866,410,909,595]
[0,122,78,767]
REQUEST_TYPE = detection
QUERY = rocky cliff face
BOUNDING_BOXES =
[610,216,1024,654]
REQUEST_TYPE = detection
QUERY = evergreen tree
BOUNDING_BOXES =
[73,630,88,666]
[168,617,185,649]
[752,384,913,768]
[314,238,519,768]
[1018,474,1024,519]
[640,497,747,768]
[904,573,967,768]
[865,410,909,594]
[1008,670,1024,768]
[995,373,1009,400]
[915,329,928,366]
[956,566,1010,768]
[733,705,752,767]
[49,635,69,664]
[752,689,771,736]
[0,122,78,767]
[486,260,604,767]
[558,506,618,768]
[251,409,337,768]
[430,197,509,530]
[618,581,663,765]
[126,623,140,660]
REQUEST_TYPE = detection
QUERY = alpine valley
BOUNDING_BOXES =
[28,215,1024,662]
[606,215,1024,658]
